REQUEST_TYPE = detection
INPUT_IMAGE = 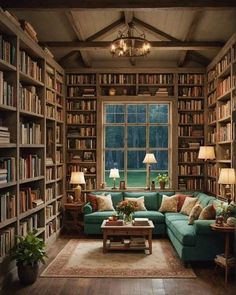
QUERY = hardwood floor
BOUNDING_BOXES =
[1,236,235,295]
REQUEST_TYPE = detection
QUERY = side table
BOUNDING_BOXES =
[210,223,235,283]
[64,202,84,233]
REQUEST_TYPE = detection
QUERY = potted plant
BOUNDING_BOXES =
[11,231,47,285]
[157,173,169,189]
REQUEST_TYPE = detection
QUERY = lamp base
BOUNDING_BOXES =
[74,185,83,204]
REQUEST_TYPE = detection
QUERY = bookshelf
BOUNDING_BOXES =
[206,33,236,200]
[0,10,65,264]
[177,73,205,190]
[66,73,97,200]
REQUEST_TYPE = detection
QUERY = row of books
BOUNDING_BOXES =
[178,99,203,111]
[207,164,217,178]
[56,125,62,143]
[20,84,42,115]
[178,86,204,97]
[179,151,199,162]
[46,104,55,119]
[217,75,231,97]
[19,214,39,237]
[56,81,63,94]
[0,226,15,259]
[207,91,217,106]
[45,72,54,89]
[56,150,63,163]
[207,68,217,83]
[56,109,63,121]
[207,79,217,94]
[19,154,42,180]
[178,74,204,85]
[218,123,232,141]
[0,35,16,65]
[0,125,10,144]
[207,129,217,144]
[100,74,136,85]
[0,192,16,222]
[45,220,56,238]
[46,167,53,181]
[207,179,217,195]
[67,138,96,149]
[20,20,38,43]
[67,87,96,97]
[57,166,63,179]
[178,126,204,137]
[67,100,96,111]
[178,164,202,175]
[178,178,203,190]
[20,122,41,144]
[216,49,231,75]
[67,127,96,137]
[19,50,42,82]
[20,187,43,213]
[0,71,14,106]
[138,74,173,85]
[208,110,216,124]
[46,205,54,220]
[67,113,96,124]
[46,89,55,103]
[0,157,16,183]
[218,100,231,119]
[179,113,204,124]
[67,74,96,85]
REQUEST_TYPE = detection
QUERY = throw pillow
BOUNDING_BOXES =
[87,194,98,212]
[125,196,147,211]
[159,195,178,213]
[199,204,216,220]
[176,194,193,212]
[188,203,203,225]
[97,194,115,211]
[180,197,198,215]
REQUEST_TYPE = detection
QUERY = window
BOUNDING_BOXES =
[104,103,170,187]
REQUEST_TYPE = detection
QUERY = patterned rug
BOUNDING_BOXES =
[41,239,196,278]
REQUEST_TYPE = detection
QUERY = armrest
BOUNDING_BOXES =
[83,203,93,214]
[193,220,215,235]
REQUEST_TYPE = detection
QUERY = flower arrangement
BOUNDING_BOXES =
[156,173,169,183]
[217,202,235,222]
[116,200,138,216]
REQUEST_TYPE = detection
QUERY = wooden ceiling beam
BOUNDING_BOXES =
[188,51,210,66]
[86,18,124,41]
[58,50,78,64]
[178,10,204,67]
[2,0,236,9]
[41,40,224,50]
[123,11,136,66]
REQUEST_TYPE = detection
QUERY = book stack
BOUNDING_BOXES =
[0,34,16,65]
[156,87,169,96]
[133,218,149,226]
[105,219,124,226]
[0,226,15,259]
[20,187,43,213]
[0,157,15,182]
[0,192,16,222]
[188,142,200,149]
[0,126,10,144]
[0,71,14,106]
[20,20,38,43]
[215,254,235,267]
[82,88,95,97]
[130,237,146,247]
[46,157,54,165]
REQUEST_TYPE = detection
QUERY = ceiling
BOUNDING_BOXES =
[6,5,236,68]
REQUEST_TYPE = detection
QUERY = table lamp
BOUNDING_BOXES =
[143,153,157,190]
[109,168,120,189]
[198,146,215,161]
[70,171,86,203]
[218,168,236,204]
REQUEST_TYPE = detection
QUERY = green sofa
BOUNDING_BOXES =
[83,191,224,262]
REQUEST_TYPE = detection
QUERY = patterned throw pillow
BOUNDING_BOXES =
[125,196,147,211]
[97,194,115,211]
[176,194,193,212]
[159,195,178,213]
[180,197,198,215]
[87,194,98,212]
[188,203,203,225]
[199,204,216,220]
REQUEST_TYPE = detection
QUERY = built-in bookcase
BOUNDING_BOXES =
[206,33,236,200]
[0,11,65,264]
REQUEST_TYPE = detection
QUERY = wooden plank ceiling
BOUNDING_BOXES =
[3,2,236,68]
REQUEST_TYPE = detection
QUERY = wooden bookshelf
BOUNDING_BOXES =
[206,33,236,200]
[0,10,65,264]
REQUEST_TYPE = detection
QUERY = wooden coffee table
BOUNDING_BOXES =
[101,220,154,254]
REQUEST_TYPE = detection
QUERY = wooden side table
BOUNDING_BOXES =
[210,223,235,283]
[64,203,84,233]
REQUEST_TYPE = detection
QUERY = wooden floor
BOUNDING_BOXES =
[1,236,235,295]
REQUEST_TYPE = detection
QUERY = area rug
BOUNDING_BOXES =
[41,239,196,278]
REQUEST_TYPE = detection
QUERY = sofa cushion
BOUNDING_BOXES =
[87,194,98,212]
[125,196,147,211]
[97,194,115,211]
[180,197,198,215]
[199,204,216,220]
[197,193,215,208]
[133,211,165,224]
[188,204,203,225]
[123,192,158,210]
[165,212,189,223]
[166,219,196,246]
[92,191,123,208]
[159,195,178,212]
[84,211,115,224]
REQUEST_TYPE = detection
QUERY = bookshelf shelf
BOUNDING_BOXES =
[0,59,16,71]
[0,104,16,112]
[19,71,44,86]
[0,181,17,189]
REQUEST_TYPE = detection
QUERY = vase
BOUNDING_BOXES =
[123,214,133,224]
[159,181,166,189]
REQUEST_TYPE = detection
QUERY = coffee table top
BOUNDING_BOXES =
[101,219,154,229]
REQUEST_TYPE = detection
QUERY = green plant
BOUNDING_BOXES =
[217,202,235,221]
[11,231,47,266]
[116,200,138,216]
[156,173,169,183]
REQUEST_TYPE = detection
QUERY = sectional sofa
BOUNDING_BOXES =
[83,191,225,262]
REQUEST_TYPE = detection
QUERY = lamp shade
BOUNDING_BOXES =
[109,168,120,179]
[198,146,215,160]
[70,171,86,185]
[218,168,236,185]
[143,153,157,164]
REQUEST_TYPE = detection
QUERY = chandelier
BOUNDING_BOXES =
[110,22,151,57]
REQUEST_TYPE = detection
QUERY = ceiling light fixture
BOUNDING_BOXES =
[110,22,151,57]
